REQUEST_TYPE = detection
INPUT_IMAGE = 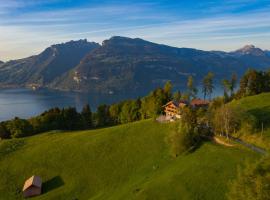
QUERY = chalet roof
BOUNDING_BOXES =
[178,100,189,105]
[23,176,42,191]
[190,99,210,106]
[163,100,189,108]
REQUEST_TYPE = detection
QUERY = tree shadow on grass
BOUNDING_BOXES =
[188,138,204,154]
[42,176,64,194]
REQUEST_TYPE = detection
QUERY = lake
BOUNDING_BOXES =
[0,88,141,122]
[0,87,224,122]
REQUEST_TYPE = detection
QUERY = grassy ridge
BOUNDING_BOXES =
[229,92,270,149]
[230,93,270,128]
[0,120,260,200]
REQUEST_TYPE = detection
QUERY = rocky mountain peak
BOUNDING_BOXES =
[0,37,270,95]
[102,36,150,47]
[51,39,100,49]
[234,44,265,56]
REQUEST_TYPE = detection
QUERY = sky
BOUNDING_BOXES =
[0,0,270,61]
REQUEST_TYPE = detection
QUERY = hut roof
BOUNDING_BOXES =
[190,99,210,106]
[23,176,42,191]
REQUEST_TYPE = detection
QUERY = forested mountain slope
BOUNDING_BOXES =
[1,36,270,95]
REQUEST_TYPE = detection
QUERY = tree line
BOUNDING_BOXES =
[0,82,173,139]
[0,106,92,139]
[236,69,270,98]
[1,68,270,140]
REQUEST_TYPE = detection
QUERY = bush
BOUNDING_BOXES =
[238,113,258,136]
[6,117,33,138]
[227,156,270,200]
[0,123,10,139]
[167,122,199,157]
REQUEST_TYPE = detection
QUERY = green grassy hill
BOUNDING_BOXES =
[0,120,260,200]
[229,92,270,149]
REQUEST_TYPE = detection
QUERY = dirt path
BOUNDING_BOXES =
[230,136,267,155]
[214,134,267,155]
[213,136,234,147]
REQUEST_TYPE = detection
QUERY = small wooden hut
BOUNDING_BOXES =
[22,175,42,198]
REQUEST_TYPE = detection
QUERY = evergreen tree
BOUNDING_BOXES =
[81,104,92,129]
[187,76,197,100]
[163,81,173,101]
[0,123,10,139]
[238,71,249,97]
[237,69,269,97]
[222,79,231,101]
[202,72,214,100]
[230,73,237,96]
[61,107,80,130]
[39,107,63,131]
[95,104,111,127]
[109,103,122,124]
[173,90,182,102]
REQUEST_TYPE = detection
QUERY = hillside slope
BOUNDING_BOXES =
[230,93,270,125]
[229,92,270,149]
[0,120,260,200]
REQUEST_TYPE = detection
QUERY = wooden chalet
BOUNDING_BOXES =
[22,176,42,198]
[163,100,188,119]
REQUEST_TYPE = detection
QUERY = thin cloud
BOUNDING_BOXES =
[0,0,270,61]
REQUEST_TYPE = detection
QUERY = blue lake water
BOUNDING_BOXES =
[0,88,140,122]
[0,87,224,122]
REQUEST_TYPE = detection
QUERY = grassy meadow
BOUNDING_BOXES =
[0,120,261,200]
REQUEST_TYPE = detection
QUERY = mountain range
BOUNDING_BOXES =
[0,40,99,88]
[0,36,270,95]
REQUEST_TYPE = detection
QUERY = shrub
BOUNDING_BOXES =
[0,123,10,139]
[167,122,199,157]
[238,113,258,136]
[6,117,33,138]
[227,156,270,200]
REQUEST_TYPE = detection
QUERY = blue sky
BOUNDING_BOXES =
[0,0,270,61]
